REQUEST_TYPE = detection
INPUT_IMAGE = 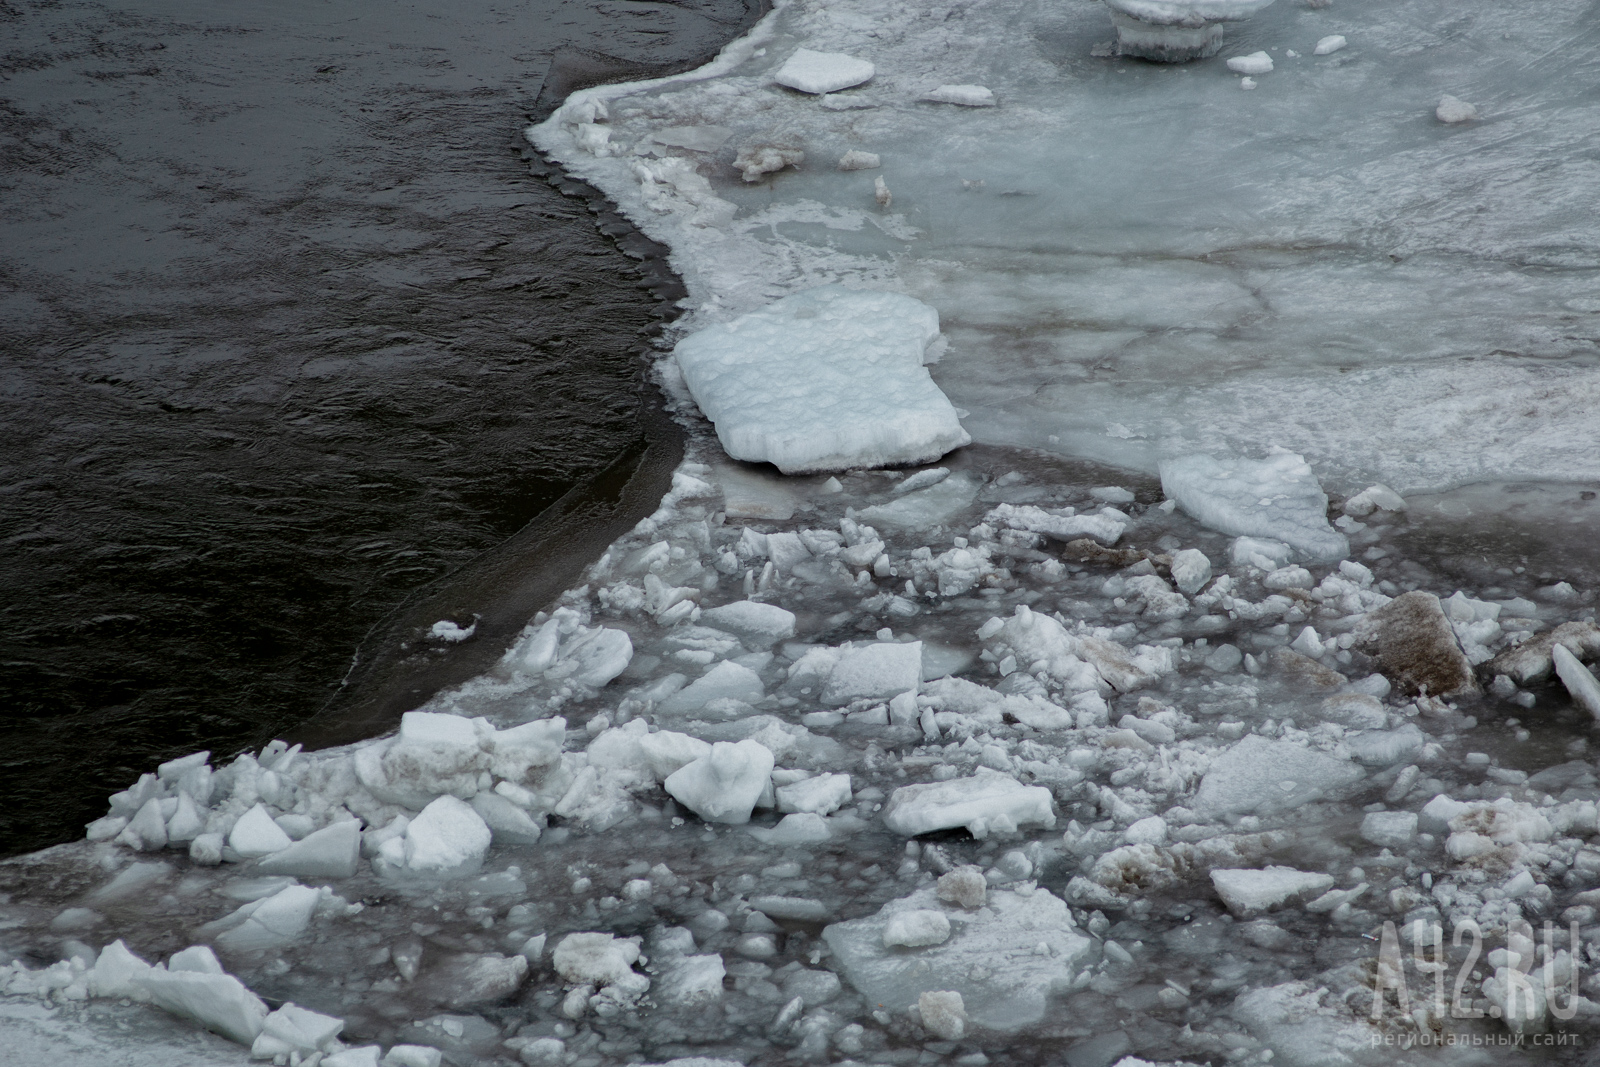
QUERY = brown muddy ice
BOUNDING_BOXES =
[0,0,764,853]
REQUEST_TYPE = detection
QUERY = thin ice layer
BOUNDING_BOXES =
[673,286,970,474]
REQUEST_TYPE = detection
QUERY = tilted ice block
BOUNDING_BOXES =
[138,960,271,1046]
[1159,452,1348,563]
[255,819,360,879]
[882,773,1056,838]
[88,939,153,999]
[251,1003,345,1059]
[209,883,321,952]
[228,803,293,859]
[772,48,874,95]
[1194,735,1362,817]
[657,660,765,716]
[673,287,970,474]
[822,885,1092,1029]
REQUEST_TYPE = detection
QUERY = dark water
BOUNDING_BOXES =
[0,0,764,854]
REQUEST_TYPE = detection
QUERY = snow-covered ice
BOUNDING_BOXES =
[771,48,873,95]
[672,287,970,474]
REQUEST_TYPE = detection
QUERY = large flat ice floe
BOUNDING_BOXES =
[673,286,971,473]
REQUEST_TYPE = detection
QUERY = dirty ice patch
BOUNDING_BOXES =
[1158,451,1348,563]
[673,286,971,474]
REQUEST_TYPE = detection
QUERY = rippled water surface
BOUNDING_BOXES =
[0,0,764,853]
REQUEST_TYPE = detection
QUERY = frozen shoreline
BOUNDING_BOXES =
[7,0,1600,1063]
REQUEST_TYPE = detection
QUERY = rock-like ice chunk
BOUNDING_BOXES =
[1313,34,1347,55]
[89,940,153,999]
[919,990,967,1039]
[923,85,995,107]
[664,740,775,824]
[1159,452,1348,562]
[1194,735,1361,816]
[1360,810,1418,849]
[882,773,1056,838]
[1355,591,1477,697]
[823,885,1091,1029]
[228,803,293,859]
[403,796,492,873]
[638,730,713,780]
[552,932,641,984]
[699,600,797,644]
[673,286,970,474]
[1226,51,1273,74]
[1169,548,1211,593]
[823,641,922,705]
[883,910,951,948]
[255,820,360,879]
[1436,95,1478,123]
[747,812,833,845]
[773,48,874,95]
[838,150,881,170]
[1211,867,1335,915]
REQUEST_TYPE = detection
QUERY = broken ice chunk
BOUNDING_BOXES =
[882,773,1056,838]
[1354,591,1478,697]
[773,48,874,95]
[919,990,967,1039]
[1159,452,1348,562]
[673,286,969,474]
[664,739,775,825]
[401,796,492,874]
[1211,867,1335,915]
[1360,810,1418,849]
[1553,643,1600,720]
[1436,95,1478,123]
[207,883,322,952]
[1313,34,1347,55]
[1169,548,1212,593]
[922,85,996,107]
[657,660,765,717]
[776,772,852,814]
[228,803,293,860]
[1226,51,1273,74]
[1194,735,1361,817]
[250,1004,344,1060]
[733,142,804,182]
[822,885,1091,1029]
[1101,0,1276,61]
[747,812,833,845]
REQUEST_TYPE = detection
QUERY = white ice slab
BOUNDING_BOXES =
[1160,452,1348,562]
[673,287,970,474]
[881,773,1056,838]
[772,49,874,95]
[1194,735,1362,817]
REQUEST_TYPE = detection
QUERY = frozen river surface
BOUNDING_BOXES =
[6,0,1600,1065]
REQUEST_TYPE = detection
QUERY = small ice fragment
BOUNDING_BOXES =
[919,990,968,1039]
[699,600,798,644]
[1360,810,1418,849]
[1090,486,1135,504]
[875,174,892,208]
[1169,548,1211,594]
[430,619,476,643]
[922,84,996,107]
[1160,452,1348,562]
[838,149,881,170]
[250,1004,344,1060]
[823,641,923,705]
[937,866,987,908]
[893,467,950,495]
[1227,52,1273,75]
[776,772,852,815]
[1239,76,1256,90]
[747,812,833,845]
[1436,95,1478,123]
[1313,34,1347,55]
[1124,815,1168,845]
[382,1047,443,1067]
[773,48,874,94]
[734,143,804,182]
[1342,484,1406,516]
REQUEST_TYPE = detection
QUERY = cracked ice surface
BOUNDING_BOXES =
[532,0,1600,497]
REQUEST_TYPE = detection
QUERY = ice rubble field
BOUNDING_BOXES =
[8,0,1600,1064]
[10,444,1600,1066]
